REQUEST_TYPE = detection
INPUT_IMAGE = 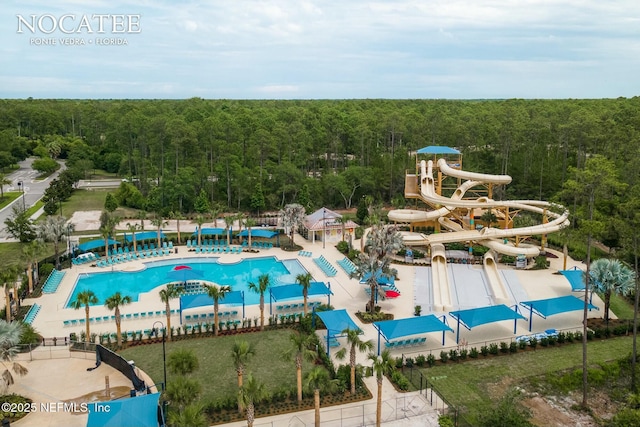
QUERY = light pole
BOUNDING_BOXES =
[322,208,326,249]
[152,321,167,392]
[17,181,26,211]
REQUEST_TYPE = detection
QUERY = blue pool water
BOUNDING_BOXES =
[66,256,308,307]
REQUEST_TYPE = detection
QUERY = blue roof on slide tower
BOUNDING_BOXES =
[416,146,461,155]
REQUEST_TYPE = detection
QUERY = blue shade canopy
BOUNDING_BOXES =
[416,146,461,155]
[449,304,525,330]
[560,268,586,291]
[520,295,597,318]
[87,392,160,427]
[179,290,244,311]
[373,315,453,341]
[314,309,359,336]
[238,229,279,238]
[270,282,332,301]
[124,231,165,242]
[361,271,395,285]
[191,227,226,236]
[78,238,118,252]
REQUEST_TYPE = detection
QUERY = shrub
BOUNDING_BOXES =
[480,345,489,356]
[459,348,468,360]
[509,342,518,353]
[415,355,426,367]
[426,354,436,367]
[448,349,459,362]
[566,331,575,342]
[547,335,557,346]
[440,351,449,363]
[405,357,414,368]
[499,342,509,354]
[540,337,549,347]
[557,332,566,343]
[469,347,479,359]
[529,337,538,349]
[336,240,349,254]
[438,414,456,427]
[518,340,527,350]
[489,343,499,355]
[395,357,403,369]
[390,370,410,391]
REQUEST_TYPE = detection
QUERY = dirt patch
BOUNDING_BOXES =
[522,389,618,426]
[69,210,103,232]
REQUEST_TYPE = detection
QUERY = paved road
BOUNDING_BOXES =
[0,158,64,240]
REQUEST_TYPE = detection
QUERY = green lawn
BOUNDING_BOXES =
[119,329,314,403]
[419,336,634,420]
[61,189,109,216]
[0,241,56,268]
[609,293,635,320]
[0,192,21,210]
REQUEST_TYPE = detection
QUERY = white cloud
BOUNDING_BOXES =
[1,0,639,98]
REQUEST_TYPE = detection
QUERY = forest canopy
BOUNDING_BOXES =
[1,97,639,216]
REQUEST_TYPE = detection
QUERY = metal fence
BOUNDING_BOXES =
[16,340,96,361]
[251,394,437,427]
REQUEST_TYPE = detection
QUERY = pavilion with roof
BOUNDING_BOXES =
[302,207,359,245]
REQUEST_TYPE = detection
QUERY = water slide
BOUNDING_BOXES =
[430,243,453,312]
[388,158,570,255]
[483,252,510,305]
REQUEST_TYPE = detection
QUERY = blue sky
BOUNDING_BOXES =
[2,0,639,99]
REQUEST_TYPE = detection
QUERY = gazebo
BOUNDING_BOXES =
[303,207,358,245]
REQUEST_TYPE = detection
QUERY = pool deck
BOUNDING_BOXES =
[29,234,603,348]
[20,233,605,427]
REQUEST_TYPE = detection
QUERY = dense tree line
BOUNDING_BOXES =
[1,98,640,217]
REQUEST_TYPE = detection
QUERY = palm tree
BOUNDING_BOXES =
[285,331,317,402]
[194,215,206,247]
[159,283,184,341]
[335,215,347,242]
[136,210,147,230]
[125,222,142,252]
[36,215,74,270]
[224,214,235,246]
[335,327,374,395]
[70,290,98,342]
[244,217,257,249]
[169,211,185,245]
[368,349,394,427]
[248,274,271,331]
[166,402,207,427]
[295,273,313,315]
[236,212,246,244]
[0,267,19,322]
[209,207,222,243]
[99,211,119,257]
[238,373,268,426]
[167,348,199,376]
[150,215,168,249]
[0,320,29,394]
[22,240,44,294]
[304,367,338,427]
[590,258,635,325]
[205,283,232,336]
[104,292,132,347]
[165,376,202,412]
[231,340,255,389]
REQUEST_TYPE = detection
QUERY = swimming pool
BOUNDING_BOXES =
[66,256,309,308]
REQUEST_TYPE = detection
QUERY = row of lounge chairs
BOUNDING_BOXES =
[63,309,180,326]
[72,252,99,265]
[386,337,427,348]
[515,329,559,343]
[298,251,313,257]
[337,257,357,275]
[275,301,321,311]
[109,242,174,257]
[314,255,337,277]
[194,246,242,254]
[187,239,228,248]
[184,311,239,322]
[96,248,172,267]
[243,241,274,249]
[42,270,65,294]
[24,304,41,325]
